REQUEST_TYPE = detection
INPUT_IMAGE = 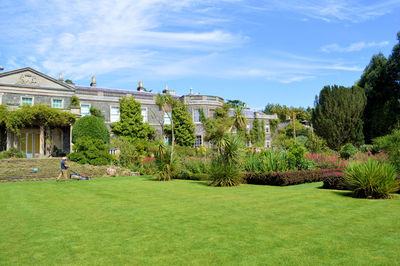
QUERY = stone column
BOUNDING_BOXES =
[39,125,45,157]
[69,124,73,153]
[6,131,13,150]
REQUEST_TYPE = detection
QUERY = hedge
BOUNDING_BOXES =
[245,169,344,186]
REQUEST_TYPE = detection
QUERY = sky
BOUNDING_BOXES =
[0,0,399,109]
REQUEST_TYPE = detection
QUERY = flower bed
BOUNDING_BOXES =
[245,169,344,186]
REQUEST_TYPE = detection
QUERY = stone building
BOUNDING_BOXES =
[0,67,277,158]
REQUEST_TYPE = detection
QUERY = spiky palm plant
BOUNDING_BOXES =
[345,159,400,199]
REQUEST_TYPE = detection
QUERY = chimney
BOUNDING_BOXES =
[90,76,96,87]
[59,73,63,81]
[137,81,144,91]
[162,84,169,94]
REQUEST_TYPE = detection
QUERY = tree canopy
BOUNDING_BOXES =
[72,115,109,144]
[312,85,366,150]
[358,32,400,142]
[170,101,196,146]
[111,96,155,141]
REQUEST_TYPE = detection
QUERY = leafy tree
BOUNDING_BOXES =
[72,115,110,144]
[111,96,155,141]
[227,99,246,108]
[171,101,196,146]
[201,103,233,152]
[312,85,366,150]
[359,32,400,142]
[264,103,312,123]
[89,106,105,119]
[249,119,261,145]
[68,136,111,165]
[373,129,400,172]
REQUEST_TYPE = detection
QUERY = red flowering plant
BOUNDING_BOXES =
[305,153,347,169]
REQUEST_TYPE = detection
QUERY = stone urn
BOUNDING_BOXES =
[107,167,117,177]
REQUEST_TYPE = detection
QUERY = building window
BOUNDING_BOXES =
[194,109,201,123]
[81,104,90,116]
[266,125,270,133]
[164,112,171,125]
[208,109,215,119]
[246,124,250,133]
[0,93,3,105]
[21,97,33,106]
[194,135,202,148]
[266,141,271,148]
[52,99,63,109]
[141,107,148,122]
[110,106,120,122]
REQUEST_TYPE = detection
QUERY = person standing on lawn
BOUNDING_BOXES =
[57,157,69,181]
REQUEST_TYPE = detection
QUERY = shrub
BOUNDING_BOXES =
[373,129,400,172]
[339,143,357,159]
[0,148,26,159]
[345,159,400,199]
[72,115,110,144]
[305,153,348,169]
[287,141,307,169]
[209,159,242,186]
[70,96,80,107]
[175,157,210,180]
[245,169,343,186]
[209,135,245,187]
[155,141,179,181]
[68,136,112,165]
[322,171,347,190]
[244,150,292,173]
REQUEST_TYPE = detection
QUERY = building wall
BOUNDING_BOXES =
[0,68,278,151]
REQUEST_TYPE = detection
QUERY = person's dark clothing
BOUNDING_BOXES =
[61,160,68,170]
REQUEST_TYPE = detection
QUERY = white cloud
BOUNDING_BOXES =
[248,0,400,23]
[321,41,389,53]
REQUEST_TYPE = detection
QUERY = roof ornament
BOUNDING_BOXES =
[190,88,193,95]
[90,76,96,87]
[137,81,144,91]
[163,84,169,94]
[59,73,63,81]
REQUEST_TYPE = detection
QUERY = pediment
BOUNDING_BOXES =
[0,67,74,90]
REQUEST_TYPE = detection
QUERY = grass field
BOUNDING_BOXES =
[1,176,399,265]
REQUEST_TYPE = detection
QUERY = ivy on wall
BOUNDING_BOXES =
[0,104,76,134]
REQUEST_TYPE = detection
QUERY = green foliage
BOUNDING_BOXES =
[70,96,80,106]
[345,159,400,199]
[282,120,308,138]
[5,104,75,134]
[65,79,75,85]
[287,141,308,170]
[249,119,267,147]
[244,150,292,173]
[89,107,105,119]
[155,144,179,181]
[373,129,400,172]
[264,104,312,123]
[111,96,155,141]
[227,99,246,108]
[72,115,110,144]
[175,158,210,180]
[305,131,328,153]
[171,101,195,146]
[312,85,366,150]
[209,135,245,187]
[339,143,358,159]
[359,32,400,142]
[0,148,26,159]
[68,136,112,165]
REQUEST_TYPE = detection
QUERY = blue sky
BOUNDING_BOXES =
[1,0,399,109]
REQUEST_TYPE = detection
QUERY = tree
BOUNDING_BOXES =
[359,32,400,142]
[72,115,110,144]
[156,94,176,160]
[111,96,155,141]
[249,119,261,145]
[312,85,366,150]
[230,105,247,135]
[227,99,246,108]
[171,101,196,146]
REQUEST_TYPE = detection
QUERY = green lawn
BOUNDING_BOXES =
[1,176,399,265]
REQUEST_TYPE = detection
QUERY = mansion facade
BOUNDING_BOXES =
[0,67,277,158]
